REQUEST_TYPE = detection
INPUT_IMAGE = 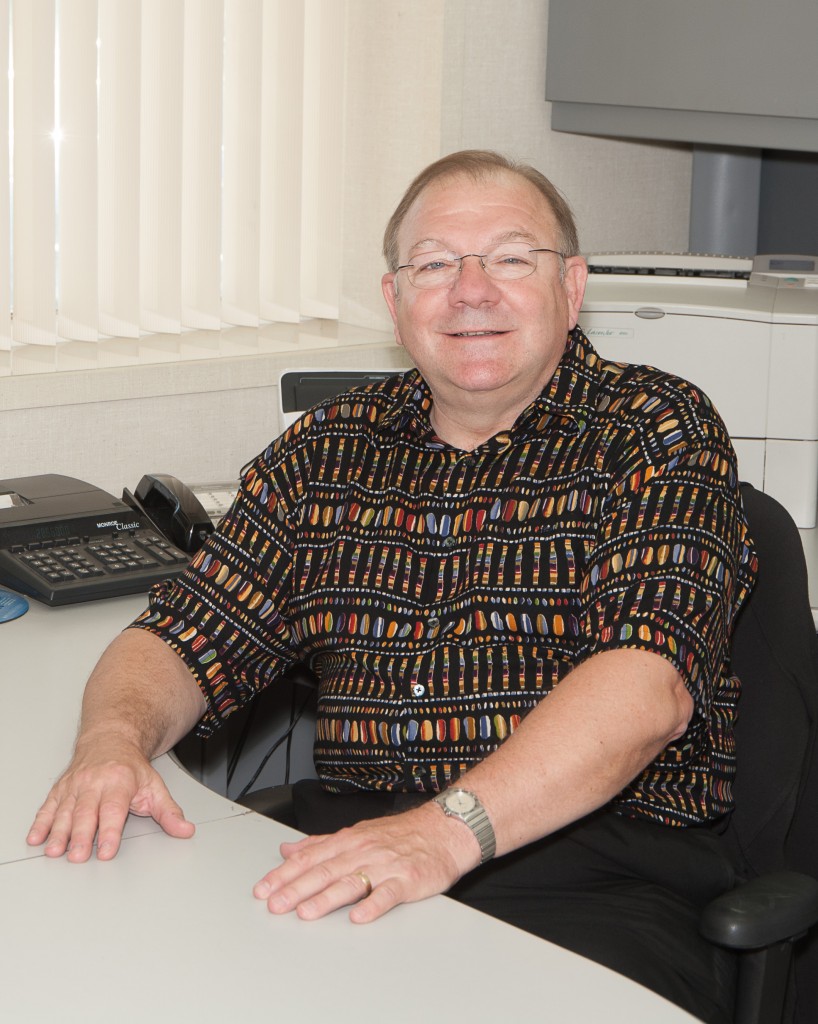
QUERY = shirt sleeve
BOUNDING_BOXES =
[581,413,756,723]
[128,438,304,736]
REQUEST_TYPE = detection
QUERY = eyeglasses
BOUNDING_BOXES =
[396,243,565,289]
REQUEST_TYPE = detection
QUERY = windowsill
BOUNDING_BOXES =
[0,320,402,412]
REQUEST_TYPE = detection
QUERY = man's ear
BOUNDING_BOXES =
[381,272,404,347]
[562,256,588,330]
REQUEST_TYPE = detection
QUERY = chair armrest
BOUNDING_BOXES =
[700,871,818,949]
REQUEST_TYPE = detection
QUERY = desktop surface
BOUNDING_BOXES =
[1,595,697,1023]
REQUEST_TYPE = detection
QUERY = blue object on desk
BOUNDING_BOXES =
[0,588,29,622]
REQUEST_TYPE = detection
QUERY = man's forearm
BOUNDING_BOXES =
[449,647,694,859]
[76,627,207,761]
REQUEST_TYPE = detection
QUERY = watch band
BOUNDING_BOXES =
[433,788,497,863]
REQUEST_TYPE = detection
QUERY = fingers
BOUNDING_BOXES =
[151,794,196,841]
[94,793,136,860]
[253,806,462,924]
[255,860,398,922]
[74,794,129,862]
[27,797,60,848]
[27,761,193,861]
[349,878,401,924]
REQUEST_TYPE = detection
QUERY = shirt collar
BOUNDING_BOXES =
[520,327,601,437]
[376,370,437,440]
[377,328,601,442]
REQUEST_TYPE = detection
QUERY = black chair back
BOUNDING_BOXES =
[728,484,818,1022]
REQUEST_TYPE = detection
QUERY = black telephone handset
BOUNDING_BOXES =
[122,474,215,555]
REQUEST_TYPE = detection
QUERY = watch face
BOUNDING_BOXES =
[445,790,477,814]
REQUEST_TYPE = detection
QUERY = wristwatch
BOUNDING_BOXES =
[433,788,496,863]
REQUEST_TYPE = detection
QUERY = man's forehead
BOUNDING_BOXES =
[399,170,556,248]
[408,229,540,255]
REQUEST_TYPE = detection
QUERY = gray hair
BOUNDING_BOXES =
[382,150,580,273]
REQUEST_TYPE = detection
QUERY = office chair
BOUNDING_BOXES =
[698,483,818,1024]
[279,369,401,430]
[238,483,818,1024]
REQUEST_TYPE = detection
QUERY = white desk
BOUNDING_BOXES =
[1,595,697,1023]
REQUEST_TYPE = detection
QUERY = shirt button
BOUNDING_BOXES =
[442,535,457,548]
[412,683,426,697]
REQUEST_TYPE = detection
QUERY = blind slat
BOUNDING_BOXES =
[0,0,10,348]
[300,0,344,320]
[57,0,99,342]
[98,0,141,338]
[12,0,57,345]
[140,0,183,335]
[181,0,223,331]
[258,0,304,325]
[221,0,262,327]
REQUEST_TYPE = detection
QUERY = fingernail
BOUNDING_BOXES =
[267,893,289,912]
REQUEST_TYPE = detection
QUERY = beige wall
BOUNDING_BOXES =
[1,336,408,496]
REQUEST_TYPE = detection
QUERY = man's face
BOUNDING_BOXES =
[381,170,587,418]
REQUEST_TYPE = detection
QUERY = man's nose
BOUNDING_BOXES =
[449,254,501,305]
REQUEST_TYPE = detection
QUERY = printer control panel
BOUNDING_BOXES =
[750,254,818,289]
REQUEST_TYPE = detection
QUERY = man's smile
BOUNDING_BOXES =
[446,329,510,337]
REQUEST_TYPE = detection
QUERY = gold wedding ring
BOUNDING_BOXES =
[356,871,373,898]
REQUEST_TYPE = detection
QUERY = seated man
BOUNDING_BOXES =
[29,150,756,1024]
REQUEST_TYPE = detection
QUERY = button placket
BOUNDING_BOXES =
[446,449,476,492]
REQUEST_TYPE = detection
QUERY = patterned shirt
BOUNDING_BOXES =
[133,328,757,826]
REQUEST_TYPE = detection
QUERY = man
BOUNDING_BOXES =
[29,151,755,1023]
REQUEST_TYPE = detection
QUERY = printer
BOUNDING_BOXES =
[579,253,818,530]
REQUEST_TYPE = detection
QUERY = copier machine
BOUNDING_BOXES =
[580,253,818,530]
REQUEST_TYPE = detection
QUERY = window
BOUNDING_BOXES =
[2,0,346,360]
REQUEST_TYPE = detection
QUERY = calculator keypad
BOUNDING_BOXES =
[15,530,187,586]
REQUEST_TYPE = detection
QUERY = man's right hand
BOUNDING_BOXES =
[26,737,195,862]
[26,628,205,862]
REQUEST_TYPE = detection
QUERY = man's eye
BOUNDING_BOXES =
[494,253,532,267]
[416,260,448,273]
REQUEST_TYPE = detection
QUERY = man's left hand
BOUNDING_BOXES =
[252,801,480,923]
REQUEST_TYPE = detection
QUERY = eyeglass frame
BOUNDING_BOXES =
[395,246,566,289]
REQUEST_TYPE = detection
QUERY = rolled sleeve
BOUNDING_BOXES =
[129,452,300,736]
[582,443,754,719]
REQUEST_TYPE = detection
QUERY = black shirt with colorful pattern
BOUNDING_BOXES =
[132,328,757,826]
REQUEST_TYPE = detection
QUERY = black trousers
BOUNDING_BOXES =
[292,780,738,1024]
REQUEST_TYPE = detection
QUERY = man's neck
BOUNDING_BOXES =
[429,398,522,452]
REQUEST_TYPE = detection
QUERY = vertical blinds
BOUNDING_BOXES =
[1,0,345,351]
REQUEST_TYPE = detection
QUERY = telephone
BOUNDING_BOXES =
[0,473,216,607]
[123,473,215,554]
